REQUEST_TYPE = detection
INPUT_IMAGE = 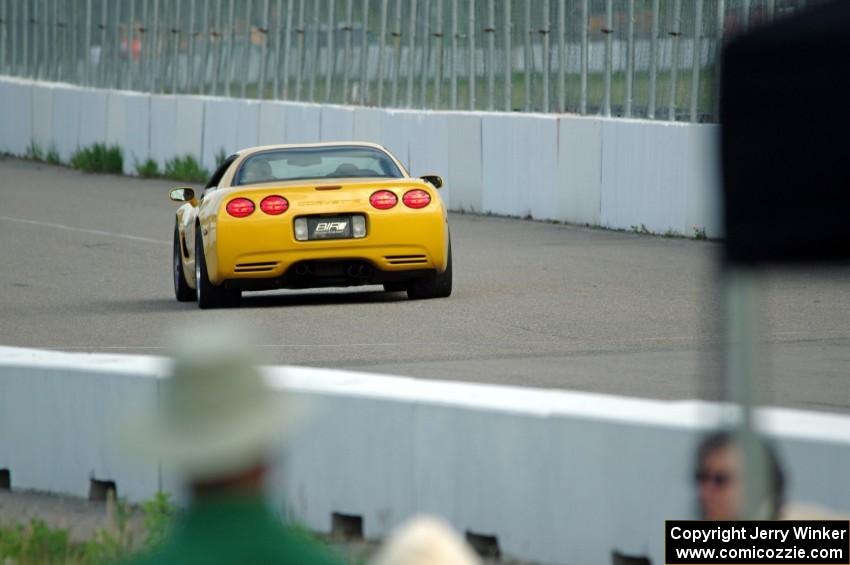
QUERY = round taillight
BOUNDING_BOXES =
[260,195,289,215]
[402,189,431,209]
[226,198,255,218]
[370,190,398,210]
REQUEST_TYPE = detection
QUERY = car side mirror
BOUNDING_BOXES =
[420,175,443,189]
[169,187,196,203]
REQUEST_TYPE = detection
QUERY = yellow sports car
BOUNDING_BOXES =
[169,142,451,309]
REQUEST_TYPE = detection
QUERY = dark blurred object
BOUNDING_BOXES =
[721,0,850,264]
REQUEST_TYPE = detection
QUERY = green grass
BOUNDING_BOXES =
[26,142,62,165]
[46,147,61,165]
[140,492,176,548]
[26,141,44,162]
[135,158,161,178]
[163,154,210,184]
[0,492,176,565]
[69,144,123,175]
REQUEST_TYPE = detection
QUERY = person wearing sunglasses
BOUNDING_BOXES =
[694,431,786,520]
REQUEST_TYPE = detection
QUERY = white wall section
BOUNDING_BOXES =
[1,346,849,564]
[78,89,109,152]
[0,76,721,237]
[149,95,178,168]
[1,79,33,156]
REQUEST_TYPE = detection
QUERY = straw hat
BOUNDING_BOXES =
[373,516,483,565]
[123,325,303,481]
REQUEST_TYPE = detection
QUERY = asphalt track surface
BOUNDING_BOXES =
[2,157,849,413]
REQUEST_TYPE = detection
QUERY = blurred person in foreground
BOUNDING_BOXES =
[373,516,482,565]
[124,327,341,565]
[694,431,785,520]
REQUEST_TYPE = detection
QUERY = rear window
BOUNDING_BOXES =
[234,146,403,186]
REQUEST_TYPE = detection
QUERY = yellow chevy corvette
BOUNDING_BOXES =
[169,142,451,309]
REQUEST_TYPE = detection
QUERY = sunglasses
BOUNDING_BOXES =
[695,470,734,487]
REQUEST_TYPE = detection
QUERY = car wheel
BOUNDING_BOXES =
[407,241,453,300]
[173,226,196,302]
[195,229,227,310]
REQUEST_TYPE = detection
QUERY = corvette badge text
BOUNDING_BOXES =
[665,520,850,564]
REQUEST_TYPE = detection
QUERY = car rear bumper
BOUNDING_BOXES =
[208,211,448,284]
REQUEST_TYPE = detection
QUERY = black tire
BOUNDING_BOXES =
[173,226,196,302]
[407,241,453,300]
[383,282,407,293]
[194,229,234,309]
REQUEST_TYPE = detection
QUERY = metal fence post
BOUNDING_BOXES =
[376,0,388,105]
[282,0,293,99]
[148,0,159,92]
[0,0,5,75]
[8,0,14,75]
[21,0,27,77]
[258,0,270,98]
[417,0,428,108]
[625,0,635,117]
[503,0,510,111]
[172,0,182,93]
[222,0,235,96]
[667,0,682,121]
[389,0,401,106]
[602,0,613,116]
[71,0,79,83]
[648,0,658,119]
[186,0,200,94]
[579,0,588,114]
[434,0,444,109]
[341,0,352,102]
[241,0,253,99]
[523,0,530,111]
[272,0,282,98]
[485,0,494,110]
[449,0,457,110]
[542,0,550,112]
[307,0,319,101]
[468,0,476,110]
[35,0,44,79]
[713,0,724,122]
[132,0,141,90]
[140,0,151,92]
[406,0,417,108]
[31,0,39,78]
[81,0,91,85]
[201,0,212,94]
[358,0,368,105]
[557,0,565,112]
[325,0,335,103]
[31,0,37,78]
[690,0,703,123]
[112,0,121,88]
[213,0,225,95]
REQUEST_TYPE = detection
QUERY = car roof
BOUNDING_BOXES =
[236,141,393,155]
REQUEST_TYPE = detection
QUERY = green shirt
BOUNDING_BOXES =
[127,496,342,565]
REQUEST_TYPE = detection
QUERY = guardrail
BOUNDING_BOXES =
[1,345,850,564]
[0,76,721,238]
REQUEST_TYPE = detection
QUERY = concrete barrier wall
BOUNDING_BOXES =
[1,346,849,564]
[0,76,721,237]
[0,79,32,156]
